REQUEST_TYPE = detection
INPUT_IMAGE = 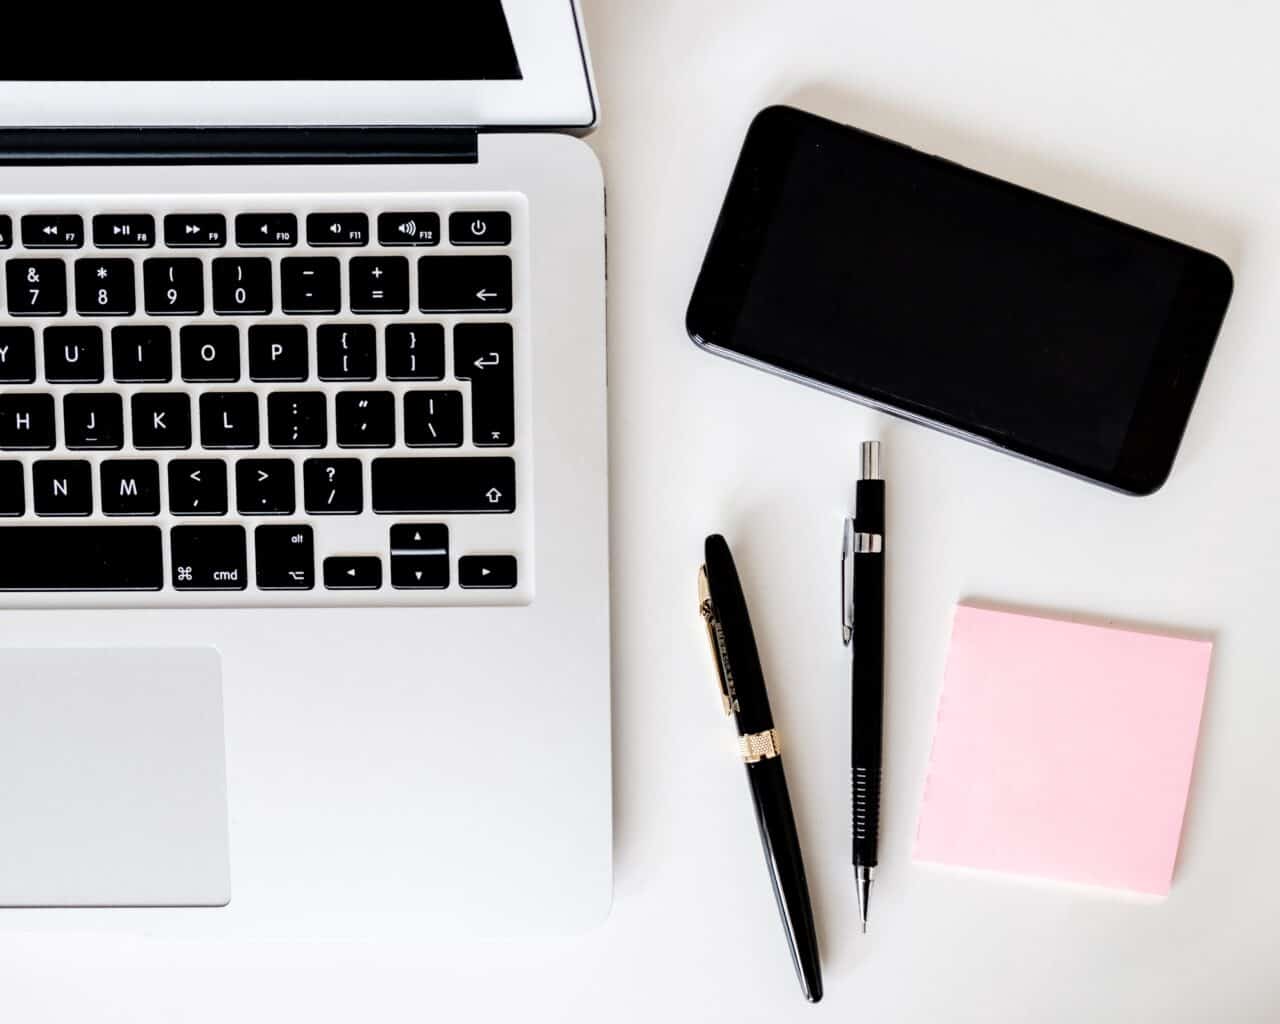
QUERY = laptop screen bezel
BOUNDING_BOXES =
[0,1,596,131]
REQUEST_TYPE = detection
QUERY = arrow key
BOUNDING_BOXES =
[391,554,449,590]
[459,555,518,590]
[324,556,382,591]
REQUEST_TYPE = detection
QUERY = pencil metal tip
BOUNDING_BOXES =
[855,865,874,934]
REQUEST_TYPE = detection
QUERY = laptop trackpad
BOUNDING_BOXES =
[0,648,230,908]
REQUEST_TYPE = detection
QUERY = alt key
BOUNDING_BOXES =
[458,555,518,589]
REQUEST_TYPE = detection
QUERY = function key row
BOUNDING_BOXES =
[2,255,512,316]
[0,212,511,251]
[0,456,515,518]
[0,521,516,593]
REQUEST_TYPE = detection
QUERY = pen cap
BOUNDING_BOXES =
[703,535,775,735]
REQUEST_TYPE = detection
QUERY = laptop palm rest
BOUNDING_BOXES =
[0,647,230,908]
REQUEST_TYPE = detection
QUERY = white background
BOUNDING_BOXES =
[6,0,1280,1020]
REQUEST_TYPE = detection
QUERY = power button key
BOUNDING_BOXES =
[449,212,511,246]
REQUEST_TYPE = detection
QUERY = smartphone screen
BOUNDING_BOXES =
[687,106,1233,494]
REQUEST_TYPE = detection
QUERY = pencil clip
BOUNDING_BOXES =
[841,516,855,646]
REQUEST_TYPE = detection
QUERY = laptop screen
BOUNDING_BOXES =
[3,3,522,81]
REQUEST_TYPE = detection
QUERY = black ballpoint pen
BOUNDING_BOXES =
[842,441,885,933]
[698,535,823,1003]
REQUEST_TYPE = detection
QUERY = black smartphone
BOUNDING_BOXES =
[687,105,1234,495]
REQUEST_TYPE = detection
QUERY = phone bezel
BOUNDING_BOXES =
[686,105,1234,496]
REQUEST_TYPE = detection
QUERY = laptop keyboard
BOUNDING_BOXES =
[0,195,531,606]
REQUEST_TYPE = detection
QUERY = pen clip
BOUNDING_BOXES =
[698,565,735,716]
[841,517,855,646]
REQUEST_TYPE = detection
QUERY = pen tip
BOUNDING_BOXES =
[861,919,868,934]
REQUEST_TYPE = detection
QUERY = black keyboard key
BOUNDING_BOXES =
[0,394,55,449]
[64,393,123,450]
[22,214,83,249]
[131,393,192,450]
[92,214,155,249]
[304,457,362,514]
[449,211,511,246]
[389,523,449,590]
[180,325,240,382]
[255,524,314,590]
[404,390,463,447]
[168,459,227,516]
[0,326,36,383]
[100,459,160,516]
[459,554,518,589]
[372,457,515,514]
[75,258,136,316]
[385,323,444,380]
[349,256,409,314]
[248,325,308,381]
[235,213,297,248]
[455,323,514,447]
[171,525,247,591]
[377,212,439,247]
[281,257,340,314]
[199,392,259,449]
[33,460,92,516]
[317,324,376,381]
[212,257,273,315]
[267,391,327,448]
[44,326,104,383]
[0,526,162,591]
[418,255,511,313]
[391,555,450,590]
[236,458,295,515]
[6,259,68,316]
[0,461,23,515]
[164,214,226,248]
[323,556,382,590]
[390,523,449,553]
[111,325,173,383]
[336,391,395,447]
[0,214,10,248]
[143,258,204,315]
[306,213,368,247]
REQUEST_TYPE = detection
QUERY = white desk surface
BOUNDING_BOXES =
[6,1,1280,1020]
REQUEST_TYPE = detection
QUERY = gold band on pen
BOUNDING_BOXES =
[740,728,782,763]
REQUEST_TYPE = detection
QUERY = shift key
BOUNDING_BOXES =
[372,457,515,513]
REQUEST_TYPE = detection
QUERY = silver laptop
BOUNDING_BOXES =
[0,2,611,936]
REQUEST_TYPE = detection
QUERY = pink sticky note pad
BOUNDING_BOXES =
[914,604,1212,896]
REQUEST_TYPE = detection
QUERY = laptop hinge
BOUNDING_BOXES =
[0,127,479,165]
